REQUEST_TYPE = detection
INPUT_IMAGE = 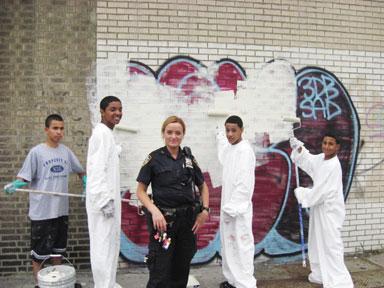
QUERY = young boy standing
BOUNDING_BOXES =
[216,115,257,288]
[290,132,354,287]
[86,96,122,288]
[4,114,85,287]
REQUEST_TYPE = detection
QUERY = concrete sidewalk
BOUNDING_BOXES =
[1,252,383,288]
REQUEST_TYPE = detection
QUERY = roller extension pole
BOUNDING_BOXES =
[296,166,306,268]
[115,125,139,133]
[282,116,306,267]
[15,188,131,203]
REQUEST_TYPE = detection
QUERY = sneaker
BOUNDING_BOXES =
[308,273,322,285]
[219,281,236,288]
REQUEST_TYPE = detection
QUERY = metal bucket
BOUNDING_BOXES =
[37,255,76,288]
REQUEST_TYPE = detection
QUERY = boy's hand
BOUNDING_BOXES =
[81,175,87,201]
[101,199,115,218]
[82,175,87,192]
[4,179,28,194]
[294,187,308,204]
[82,175,87,190]
[289,137,304,150]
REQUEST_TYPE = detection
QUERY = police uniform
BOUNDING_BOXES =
[137,146,205,288]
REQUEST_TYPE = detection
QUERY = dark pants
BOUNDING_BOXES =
[30,216,68,261]
[146,207,197,288]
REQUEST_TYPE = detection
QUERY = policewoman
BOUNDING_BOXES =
[136,115,210,288]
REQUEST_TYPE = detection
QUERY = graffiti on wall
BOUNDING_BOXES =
[90,56,360,264]
[365,103,384,139]
[275,67,360,244]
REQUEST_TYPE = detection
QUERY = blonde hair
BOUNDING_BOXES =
[161,116,186,134]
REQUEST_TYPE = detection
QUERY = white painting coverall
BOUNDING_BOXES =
[217,132,257,288]
[291,147,353,288]
[86,123,121,288]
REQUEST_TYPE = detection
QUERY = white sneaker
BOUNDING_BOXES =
[308,273,322,285]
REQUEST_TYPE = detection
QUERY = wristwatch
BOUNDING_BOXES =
[201,206,210,213]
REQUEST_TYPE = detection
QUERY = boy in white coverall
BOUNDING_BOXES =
[86,96,122,288]
[290,132,354,288]
[216,115,257,288]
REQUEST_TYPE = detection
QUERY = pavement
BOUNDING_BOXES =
[1,251,383,288]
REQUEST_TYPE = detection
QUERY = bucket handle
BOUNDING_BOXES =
[39,254,74,269]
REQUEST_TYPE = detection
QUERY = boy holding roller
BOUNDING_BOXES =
[4,114,84,287]
[290,132,353,288]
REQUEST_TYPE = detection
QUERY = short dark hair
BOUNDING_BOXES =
[225,115,243,128]
[45,114,63,128]
[100,95,121,111]
[323,130,340,144]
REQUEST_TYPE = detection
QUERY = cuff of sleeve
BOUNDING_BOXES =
[290,146,306,163]
[98,197,113,211]
[301,199,310,209]
[16,174,31,182]
[222,205,237,218]
[222,202,250,218]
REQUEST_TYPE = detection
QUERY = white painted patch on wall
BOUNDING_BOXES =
[88,56,297,202]
[211,59,297,144]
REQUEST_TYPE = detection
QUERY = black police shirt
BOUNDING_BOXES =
[136,146,204,208]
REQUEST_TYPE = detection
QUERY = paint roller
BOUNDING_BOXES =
[282,116,301,137]
[207,110,231,134]
[281,116,301,124]
[207,110,231,117]
[283,116,306,268]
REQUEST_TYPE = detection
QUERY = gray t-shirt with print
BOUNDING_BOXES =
[17,143,84,220]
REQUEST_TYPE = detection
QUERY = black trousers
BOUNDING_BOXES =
[146,207,197,288]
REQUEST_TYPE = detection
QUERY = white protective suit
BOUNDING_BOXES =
[291,146,353,288]
[86,123,121,288]
[217,132,257,288]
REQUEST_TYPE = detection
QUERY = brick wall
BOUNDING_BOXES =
[0,0,95,275]
[95,0,384,259]
[1,0,384,274]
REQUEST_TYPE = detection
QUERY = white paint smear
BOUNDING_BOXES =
[88,56,297,201]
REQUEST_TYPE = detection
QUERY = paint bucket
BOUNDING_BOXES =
[37,255,76,288]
